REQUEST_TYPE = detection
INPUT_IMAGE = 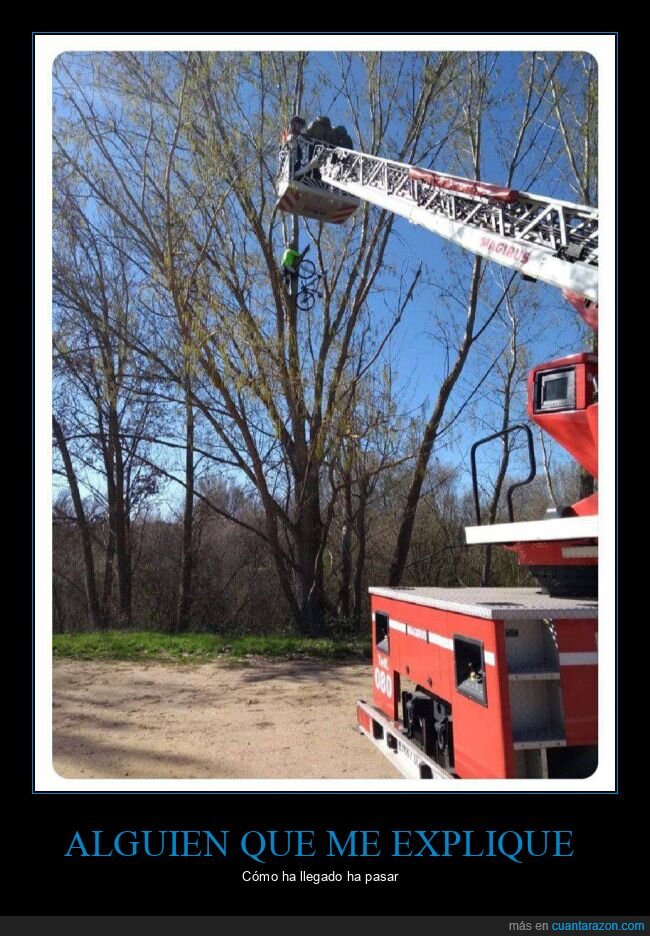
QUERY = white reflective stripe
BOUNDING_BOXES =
[384,617,496,667]
[427,631,454,652]
[407,625,428,641]
[559,652,598,666]
[562,546,598,558]
[465,514,598,545]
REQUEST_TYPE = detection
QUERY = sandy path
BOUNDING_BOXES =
[53,658,401,779]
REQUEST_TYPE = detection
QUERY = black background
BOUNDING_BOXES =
[22,32,639,917]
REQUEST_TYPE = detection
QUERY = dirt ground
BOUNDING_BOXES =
[53,658,401,780]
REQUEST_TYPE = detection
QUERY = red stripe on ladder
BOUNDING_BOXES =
[279,193,297,211]
[331,207,356,222]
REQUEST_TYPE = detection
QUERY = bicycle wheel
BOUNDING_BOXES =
[298,259,317,283]
[296,287,316,311]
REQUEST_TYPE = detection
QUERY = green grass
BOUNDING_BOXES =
[52,631,371,664]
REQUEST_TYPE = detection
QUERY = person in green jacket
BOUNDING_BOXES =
[280,244,309,286]
[281,246,301,275]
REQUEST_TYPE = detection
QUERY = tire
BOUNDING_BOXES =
[298,259,317,283]
[296,288,316,311]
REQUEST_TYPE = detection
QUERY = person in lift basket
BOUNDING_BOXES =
[282,115,307,171]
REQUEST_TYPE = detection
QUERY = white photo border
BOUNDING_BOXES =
[35,32,616,793]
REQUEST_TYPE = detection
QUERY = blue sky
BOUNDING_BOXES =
[292,51,590,480]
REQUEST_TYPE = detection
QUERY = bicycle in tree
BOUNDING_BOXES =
[280,244,324,310]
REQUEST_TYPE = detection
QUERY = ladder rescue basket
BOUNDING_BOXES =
[276,138,359,224]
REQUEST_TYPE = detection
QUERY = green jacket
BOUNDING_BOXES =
[281,248,300,269]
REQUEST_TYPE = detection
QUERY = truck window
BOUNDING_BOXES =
[454,635,487,705]
[375,611,390,653]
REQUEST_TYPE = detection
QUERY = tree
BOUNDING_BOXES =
[52,189,159,628]
[387,50,585,586]
[53,50,459,635]
[329,366,404,628]
[541,52,597,205]
[175,370,195,632]
[540,51,598,501]
[52,416,103,630]
[388,53,501,586]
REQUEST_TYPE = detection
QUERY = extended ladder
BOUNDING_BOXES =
[282,138,599,303]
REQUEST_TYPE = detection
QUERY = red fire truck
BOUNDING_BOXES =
[277,128,599,780]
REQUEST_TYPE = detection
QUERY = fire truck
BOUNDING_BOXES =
[276,127,599,780]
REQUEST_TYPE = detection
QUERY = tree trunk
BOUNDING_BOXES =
[286,210,326,637]
[294,470,325,636]
[102,527,115,628]
[353,480,368,630]
[52,579,65,634]
[337,475,353,620]
[108,406,132,628]
[176,378,195,633]
[52,416,103,631]
[389,257,482,586]
[481,420,513,587]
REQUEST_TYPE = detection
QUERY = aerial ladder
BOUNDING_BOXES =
[276,131,600,781]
